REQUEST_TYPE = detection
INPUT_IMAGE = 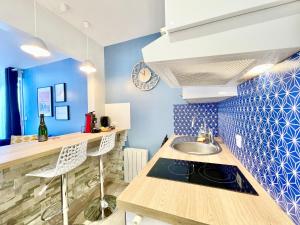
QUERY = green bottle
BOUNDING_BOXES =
[38,114,48,142]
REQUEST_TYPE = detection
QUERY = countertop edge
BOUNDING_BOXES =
[0,128,127,170]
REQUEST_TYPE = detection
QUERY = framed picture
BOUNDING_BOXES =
[37,86,53,117]
[55,106,69,120]
[55,83,66,102]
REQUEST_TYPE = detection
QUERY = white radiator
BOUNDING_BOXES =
[124,148,148,183]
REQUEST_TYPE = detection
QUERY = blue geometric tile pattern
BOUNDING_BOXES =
[218,52,300,225]
[174,103,218,136]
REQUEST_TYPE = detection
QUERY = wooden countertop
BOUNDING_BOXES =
[0,128,126,170]
[117,136,293,225]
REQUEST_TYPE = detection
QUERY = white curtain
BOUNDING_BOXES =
[0,69,6,139]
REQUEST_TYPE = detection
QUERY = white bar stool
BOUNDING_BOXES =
[26,141,88,225]
[87,132,116,220]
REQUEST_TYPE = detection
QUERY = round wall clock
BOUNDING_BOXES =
[131,61,160,91]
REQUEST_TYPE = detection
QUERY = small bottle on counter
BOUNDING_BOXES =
[38,114,48,142]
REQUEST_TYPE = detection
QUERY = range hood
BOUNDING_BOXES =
[142,0,300,102]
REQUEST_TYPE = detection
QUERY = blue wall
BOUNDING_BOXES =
[105,33,184,157]
[218,52,300,224]
[174,103,218,136]
[23,58,88,136]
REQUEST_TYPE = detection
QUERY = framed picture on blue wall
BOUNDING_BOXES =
[55,83,66,102]
[37,86,53,117]
[55,106,69,120]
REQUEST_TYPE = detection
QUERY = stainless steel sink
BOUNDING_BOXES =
[171,136,221,155]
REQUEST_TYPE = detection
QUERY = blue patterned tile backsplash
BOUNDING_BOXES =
[174,103,218,136]
[172,52,300,224]
[218,52,300,224]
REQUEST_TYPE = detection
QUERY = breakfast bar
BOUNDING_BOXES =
[0,129,127,224]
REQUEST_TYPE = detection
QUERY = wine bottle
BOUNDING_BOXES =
[38,114,48,142]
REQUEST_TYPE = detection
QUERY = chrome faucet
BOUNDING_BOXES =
[208,128,214,144]
[192,117,214,144]
[191,115,197,129]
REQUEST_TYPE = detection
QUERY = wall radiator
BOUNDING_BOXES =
[124,148,148,183]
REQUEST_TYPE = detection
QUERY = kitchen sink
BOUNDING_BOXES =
[171,136,221,155]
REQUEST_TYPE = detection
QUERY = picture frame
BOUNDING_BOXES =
[55,106,69,120]
[37,86,53,117]
[55,83,66,102]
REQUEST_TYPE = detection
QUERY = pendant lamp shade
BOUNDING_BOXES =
[79,60,97,74]
[20,0,51,58]
[20,37,51,58]
[80,21,97,74]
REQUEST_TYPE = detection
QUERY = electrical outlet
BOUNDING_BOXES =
[236,134,242,148]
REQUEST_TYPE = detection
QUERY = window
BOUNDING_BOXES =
[0,69,6,139]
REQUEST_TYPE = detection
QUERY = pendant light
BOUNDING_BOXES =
[79,21,97,74]
[20,0,50,58]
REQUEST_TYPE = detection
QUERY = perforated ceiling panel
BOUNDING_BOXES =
[168,59,256,86]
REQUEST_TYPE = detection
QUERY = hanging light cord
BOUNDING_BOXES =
[86,34,89,60]
[34,0,37,36]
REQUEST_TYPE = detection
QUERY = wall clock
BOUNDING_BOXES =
[131,61,160,91]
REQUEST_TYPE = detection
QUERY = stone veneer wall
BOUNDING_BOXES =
[0,130,127,225]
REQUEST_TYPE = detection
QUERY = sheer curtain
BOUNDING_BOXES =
[0,69,7,139]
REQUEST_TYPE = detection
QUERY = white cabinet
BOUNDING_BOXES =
[165,0,295,32]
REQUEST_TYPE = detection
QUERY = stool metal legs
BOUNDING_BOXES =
[61,174,69,225]
[99,155,108,219]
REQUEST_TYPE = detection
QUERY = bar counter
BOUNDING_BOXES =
[0,128,126,170]
[0,129,127,225]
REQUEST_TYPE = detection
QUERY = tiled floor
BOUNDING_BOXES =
[73,182,169,225]
[88,210,126,225]
[73,182,127,225]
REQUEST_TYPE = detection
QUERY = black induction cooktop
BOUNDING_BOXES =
[147,158,258,195]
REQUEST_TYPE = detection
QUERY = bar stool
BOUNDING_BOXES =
[87,132,116,220]
[26,141,88,225]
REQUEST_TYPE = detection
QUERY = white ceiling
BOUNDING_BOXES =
[0,22,67,69]
[38,0,165,46]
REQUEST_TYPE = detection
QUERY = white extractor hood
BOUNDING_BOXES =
[142,0,300,102]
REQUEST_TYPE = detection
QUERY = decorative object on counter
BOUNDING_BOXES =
[38,114,48,142]
[26,141,88,225]
[55,106,70,120]
[37,86,53,117]
[131,61,159,91]
[86,133,116,220]
[100,116,111,127]
[100,126,115,132]
[174,103,218,137]
[85,112,99,133]
[10,135,37,144]
[55,83,66,102]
